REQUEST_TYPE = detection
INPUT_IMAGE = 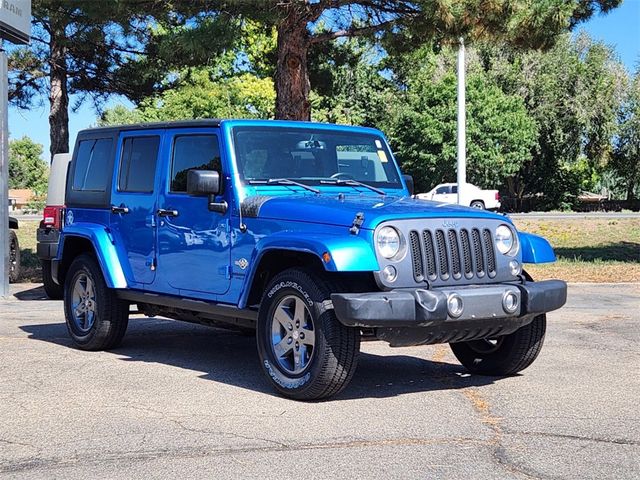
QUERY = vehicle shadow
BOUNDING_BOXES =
[555,242,640,262]
[13,285,49,301]
[20,317,502,400]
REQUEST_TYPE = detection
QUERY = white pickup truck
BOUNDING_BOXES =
[416,183,501,210]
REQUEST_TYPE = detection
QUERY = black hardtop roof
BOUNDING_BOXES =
[77,119,223,135]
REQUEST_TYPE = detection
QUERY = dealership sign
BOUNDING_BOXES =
[0,0,30,45]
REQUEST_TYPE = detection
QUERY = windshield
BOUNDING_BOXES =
[232,126,402,189]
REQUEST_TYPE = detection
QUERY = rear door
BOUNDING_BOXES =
[110,130,163,287]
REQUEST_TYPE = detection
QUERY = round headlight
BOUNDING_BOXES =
[377,226,401,259]
[495,225,517,256]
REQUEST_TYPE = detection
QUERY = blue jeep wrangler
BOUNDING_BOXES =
[53,119,566,400]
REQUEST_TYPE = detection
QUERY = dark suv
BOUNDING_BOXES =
[52,119,567,400]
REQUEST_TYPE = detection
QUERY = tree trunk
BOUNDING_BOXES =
[275,8,311,120]
[48,16,69,159]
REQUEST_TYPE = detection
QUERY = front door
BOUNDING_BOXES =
[156,129,231,295]
[110,130,163,286]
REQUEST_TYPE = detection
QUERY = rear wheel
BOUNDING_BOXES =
[450,314,546,375]
[42,260,63,299]
[257,268,360,400]
[64,254,129,350]
[8,230,20,283]
[470,200,485,209]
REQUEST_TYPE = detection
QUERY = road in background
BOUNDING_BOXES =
[0,283,638,479]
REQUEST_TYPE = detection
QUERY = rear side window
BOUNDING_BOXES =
[118,136,160,193]
[72,139,112,192]
[170,135,221,192]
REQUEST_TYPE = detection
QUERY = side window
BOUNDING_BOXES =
[171,135,221,192]
[451,185,458,194]
[435,186,449,194]
[72,138,112,192]
[118,136,160,193]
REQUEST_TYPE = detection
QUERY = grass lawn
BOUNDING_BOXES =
[12,217,640,284]
[513,217,640,283]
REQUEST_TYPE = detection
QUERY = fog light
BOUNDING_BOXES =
[382,265,397,283]
[502,291,519,314]
[509,260,522,276]
[447,294,464,318]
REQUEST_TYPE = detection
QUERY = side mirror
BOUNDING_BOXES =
[187,170,221,196]
[187,170,227,214]
[402,174,414,196]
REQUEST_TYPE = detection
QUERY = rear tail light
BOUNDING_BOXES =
[495,192,500,201]
[43,206,64,229]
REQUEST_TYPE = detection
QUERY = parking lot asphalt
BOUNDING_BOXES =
[0,283,638,479]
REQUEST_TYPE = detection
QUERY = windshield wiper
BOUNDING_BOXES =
[248,178,320,194]
[320,179,386,196]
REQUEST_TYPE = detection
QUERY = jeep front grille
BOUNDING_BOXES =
[409,228,496,283]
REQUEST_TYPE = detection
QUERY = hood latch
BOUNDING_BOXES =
[349,212,365,235]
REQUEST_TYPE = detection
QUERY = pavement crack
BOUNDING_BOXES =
[503,429,640,447]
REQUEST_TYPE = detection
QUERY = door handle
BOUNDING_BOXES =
[111,205,130,214]
[157,208,179,217]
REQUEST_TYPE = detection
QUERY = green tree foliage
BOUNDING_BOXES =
[611,72,640,201]
[100,71,275,124]
[383,46,536,193]
[8,137,49,193]
[479,34,624,208]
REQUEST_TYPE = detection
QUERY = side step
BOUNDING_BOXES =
[116,290,258,322]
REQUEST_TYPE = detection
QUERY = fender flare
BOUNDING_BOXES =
[58,224,128,288]
[518,231,556,264]
[238,231,379,308]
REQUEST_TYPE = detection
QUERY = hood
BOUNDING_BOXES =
[243,194,509,230]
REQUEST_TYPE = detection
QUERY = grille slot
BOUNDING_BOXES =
[483,229,496,276]
[448,229,462,278]
[435,230,449,279]
[471,229,485,276]
[422,230,437,280]
[409,231,423,281]
[407,225,497,283]
[460,229,473,277]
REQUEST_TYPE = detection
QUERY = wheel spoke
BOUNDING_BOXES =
[300,327,315,346]
[74,303,85,318]
[273,336,292,358]
[293,298,305,323]
[274,307,291,330]
[85,278,94,299]
[293,345,302,369]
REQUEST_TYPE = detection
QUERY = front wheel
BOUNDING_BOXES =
[450,314,546,375]
[64,254,129,350]
[257,268,360,400]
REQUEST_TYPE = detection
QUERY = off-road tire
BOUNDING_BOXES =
[470,200,485,209]
[42,260,64,299]
[64,254,129,350]
[257,268,360,400]
[450,314,546,375]
[8,230,20,283]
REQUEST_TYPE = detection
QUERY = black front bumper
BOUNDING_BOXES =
[331,280,567,347]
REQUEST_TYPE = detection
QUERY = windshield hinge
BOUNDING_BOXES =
[349,212,365,235]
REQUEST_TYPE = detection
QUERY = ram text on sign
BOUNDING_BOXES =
[0,0,30,45]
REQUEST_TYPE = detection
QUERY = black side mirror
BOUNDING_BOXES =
[402,174,414,196]
[187,170,227,214]
[187,170,221,196]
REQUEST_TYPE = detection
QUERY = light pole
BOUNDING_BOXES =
[456,37,466,205]
[0,0,31,298]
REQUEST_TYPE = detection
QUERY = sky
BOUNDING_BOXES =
[8,0,640,162]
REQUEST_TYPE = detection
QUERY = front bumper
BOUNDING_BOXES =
[331,280,567,346]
